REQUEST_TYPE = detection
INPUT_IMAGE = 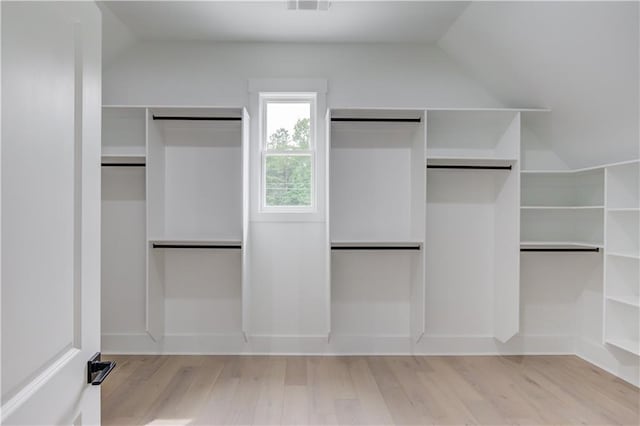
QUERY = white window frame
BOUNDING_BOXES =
[259,92,317,213]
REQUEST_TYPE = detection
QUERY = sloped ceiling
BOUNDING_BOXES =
[100,1,638,169]
[101,1,469,44]
[439,1,639,168]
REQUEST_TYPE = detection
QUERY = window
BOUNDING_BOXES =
[260,93,316,211]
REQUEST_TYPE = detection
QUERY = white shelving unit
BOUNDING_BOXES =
[101,106,148,338]
[520,169,605,249]
[146,107,249,341]
[604,160,639,355]
[329,109,426,342]
[100,102,638,372]
[102,106,250,343]
[426,110,521,343]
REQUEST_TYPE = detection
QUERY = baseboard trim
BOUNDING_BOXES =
[575,338,640,387]
[102,333,574,356]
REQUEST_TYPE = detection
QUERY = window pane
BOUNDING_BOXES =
[265,102,311,151]
[265,155,312,206]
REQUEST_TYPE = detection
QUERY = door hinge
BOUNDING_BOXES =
[87,352,116,385]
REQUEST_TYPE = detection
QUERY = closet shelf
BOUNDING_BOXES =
[331,241,422,251]
[608,208,640,212]
[521,206,604,210]
[605,338,640,355]
[152,115,241,121]
[101,154,146,167]
[426,157,516,170]
[606,296,640,309]
[150,238,242,249]
[331,117,421,123]
[520,242,602,252]
[607,251,640,260]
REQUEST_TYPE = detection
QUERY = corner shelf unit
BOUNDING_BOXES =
[604,160,639,355]
[519,151,639,356]
[101,106,250,343]
[520,168,605,250]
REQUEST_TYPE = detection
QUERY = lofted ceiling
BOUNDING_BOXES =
[438,1,639,168]
[100,1,470,44]
[101,1,638,169]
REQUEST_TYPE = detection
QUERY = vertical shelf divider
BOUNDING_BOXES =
[241,107,251,343]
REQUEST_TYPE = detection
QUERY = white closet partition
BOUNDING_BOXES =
[426,110,520,343]
[329,109,426,342]
[241,107,251,341]
[101,107,147,338]
[147,108,244,340]
[146,109,166,340]
[101,107,250,343]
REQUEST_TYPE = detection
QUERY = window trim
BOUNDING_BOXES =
[259,92,317,213]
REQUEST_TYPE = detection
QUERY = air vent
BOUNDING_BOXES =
[287,0,330,11]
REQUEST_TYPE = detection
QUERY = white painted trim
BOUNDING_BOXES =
[101,333,574,356]
[575,338,640,387]
[329,106,551,112]
[105,105,549,113]
[103,104,244,110]
[248,78,328,94]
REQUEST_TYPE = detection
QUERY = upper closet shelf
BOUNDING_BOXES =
[521,206,604,210]
[608,208,640,212]
[607,251,640,260]
[426,157,516,170]
[425,107,550,112]
[102,150,145,168]
[522,159,640,174]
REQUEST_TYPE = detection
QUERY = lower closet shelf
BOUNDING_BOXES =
[331,241,422,250]
[150,239,242,249]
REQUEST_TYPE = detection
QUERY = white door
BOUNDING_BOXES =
[1,1,103,425]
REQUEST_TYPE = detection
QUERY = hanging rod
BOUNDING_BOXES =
[520,247,600,252]
[152,244,241,249]
[427,165,512,170]
[331,117,421,123]
[152,115,242,121]
[101,163,145,167]
[331,245,421,251]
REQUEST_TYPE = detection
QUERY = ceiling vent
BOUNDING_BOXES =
[287,0,331,11]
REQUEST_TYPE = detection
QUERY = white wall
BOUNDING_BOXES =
[101,38,639,386]
[439,1,639,169]
[103,41,501,108]
[102,41,503,344]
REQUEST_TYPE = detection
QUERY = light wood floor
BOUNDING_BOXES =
[102,355,639,425]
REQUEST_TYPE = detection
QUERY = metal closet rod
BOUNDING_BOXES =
[101,163,146,167]
[331,246,421,251]
[427,165,512,170]
[152,115,242,121]
[521,248,600,252]
[331,117,421,123]
[152,244,242,249]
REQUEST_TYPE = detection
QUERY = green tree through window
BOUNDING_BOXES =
[265,117,312,206]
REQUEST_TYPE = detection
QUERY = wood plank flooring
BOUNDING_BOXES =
[102,355,639,425]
